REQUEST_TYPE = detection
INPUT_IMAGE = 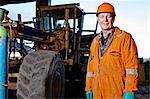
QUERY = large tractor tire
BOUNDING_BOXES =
[17,50,65,99]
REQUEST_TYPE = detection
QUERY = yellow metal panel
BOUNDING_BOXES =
[8,82,16,90]
[38,4,78,11]
[8,73,18,78]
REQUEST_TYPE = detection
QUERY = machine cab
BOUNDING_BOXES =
[35,4,85,61]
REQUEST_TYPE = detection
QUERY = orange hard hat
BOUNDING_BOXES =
[96,2,115,16]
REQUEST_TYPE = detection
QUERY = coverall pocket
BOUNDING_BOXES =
[110,50,121,57]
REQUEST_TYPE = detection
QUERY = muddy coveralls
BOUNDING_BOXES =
[85,27,139,99]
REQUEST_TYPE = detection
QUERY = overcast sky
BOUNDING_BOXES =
[1,0,150,58]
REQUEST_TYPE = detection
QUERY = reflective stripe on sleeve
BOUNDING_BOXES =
[86,72,94,77]
[126,69,138,75]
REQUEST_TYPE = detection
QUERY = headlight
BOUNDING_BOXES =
[11,21,17,28]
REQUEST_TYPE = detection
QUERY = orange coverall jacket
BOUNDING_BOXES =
[85,27,139,99]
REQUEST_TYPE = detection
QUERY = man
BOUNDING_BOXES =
[85,2,139,99]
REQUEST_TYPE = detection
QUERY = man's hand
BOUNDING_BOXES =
[86,91,92,99]
[123,92,134,99]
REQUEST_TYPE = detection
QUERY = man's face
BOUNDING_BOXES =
[97,13,114,30]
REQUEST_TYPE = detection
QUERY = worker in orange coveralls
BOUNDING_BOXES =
[85,2,139,99]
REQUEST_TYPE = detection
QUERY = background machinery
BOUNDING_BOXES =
[1,1,96,98]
